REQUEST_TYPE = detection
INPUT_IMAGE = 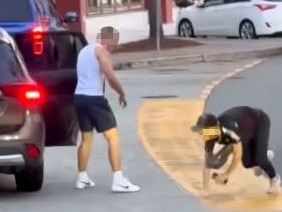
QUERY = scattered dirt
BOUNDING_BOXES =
[113,36,204,54]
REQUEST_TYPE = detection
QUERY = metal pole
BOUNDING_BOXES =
[156,0,161,53]
[114,0,117,12]
[128,0,132,9]
[99,0,103,14]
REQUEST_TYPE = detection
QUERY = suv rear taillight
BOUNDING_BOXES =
[253,3,277,11]
[1,84,45,107]
[26,144,40,160]
[32,26,44,40]
[31,25,44,55]
[25,90,41,99]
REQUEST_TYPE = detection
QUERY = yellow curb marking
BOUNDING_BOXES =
[138,99,205,196]
[137,59,282,211]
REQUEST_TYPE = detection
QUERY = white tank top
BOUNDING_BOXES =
[75,43,104,96]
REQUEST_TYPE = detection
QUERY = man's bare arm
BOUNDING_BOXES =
[202,141,216,191]
[96,46,125,97]
[203,167,211,191]
[225,142,242,176]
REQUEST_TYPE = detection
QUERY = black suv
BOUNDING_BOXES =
[0,0,88,147]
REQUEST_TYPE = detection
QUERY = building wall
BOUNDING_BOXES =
[56,0,177,34]
[86,0,145,16]
[85,7,179,43]
[86,7,179,29]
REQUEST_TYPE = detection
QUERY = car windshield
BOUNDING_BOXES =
[0,41,25,82]
[0,0,33,22]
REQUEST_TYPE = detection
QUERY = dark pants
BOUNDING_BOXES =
[242,110,276,179]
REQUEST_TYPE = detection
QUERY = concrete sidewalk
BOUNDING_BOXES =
[112,37,282,70]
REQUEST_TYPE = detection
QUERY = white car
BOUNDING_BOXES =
[176,0,282,39]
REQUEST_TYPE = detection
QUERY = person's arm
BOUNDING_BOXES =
[225,142,242,176]
[220,126,242,177]
[95,45,125,98]
[202,140,215,191]
[203,154,211,191]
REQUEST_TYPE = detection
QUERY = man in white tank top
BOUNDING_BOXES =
[74,26,140,192]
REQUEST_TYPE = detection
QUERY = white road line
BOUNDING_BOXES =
[200,60,263,101]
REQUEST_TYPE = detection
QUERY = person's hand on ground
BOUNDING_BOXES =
[213,173,229,185]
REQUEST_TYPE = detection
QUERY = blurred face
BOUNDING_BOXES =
[199,126,221,142]
[97,32,119,52]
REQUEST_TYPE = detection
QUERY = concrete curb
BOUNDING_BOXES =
[113,46,282,70]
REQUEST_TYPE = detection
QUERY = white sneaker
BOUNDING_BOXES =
[75,178,95,189]
[254,150,275,177]
[112,177,141,193]
[267,174,281,194]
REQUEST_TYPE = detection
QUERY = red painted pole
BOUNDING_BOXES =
[144,0,173,24]
[161,0,173,23]
[55,0,86,33]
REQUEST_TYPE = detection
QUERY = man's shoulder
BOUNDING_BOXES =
[218,110,241,141]
[78,44,93,55]
[218,114,239,133]
[94,43,108,56]
[219,106,260,125]
[220,106,255,116]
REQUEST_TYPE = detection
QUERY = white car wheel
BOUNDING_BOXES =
[239,21,257,39]
[178,20,195,38]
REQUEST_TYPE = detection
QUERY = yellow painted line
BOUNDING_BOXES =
[137,59,282,211]
[137,99,205,196]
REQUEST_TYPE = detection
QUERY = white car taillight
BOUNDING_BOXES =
[253,3,277,11]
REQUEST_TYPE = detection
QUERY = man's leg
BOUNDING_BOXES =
[102,127,140,192]
[254,150,274,176]
[93,97,140,192]
[75,131,95,189]
[78,131,93,172]
[253,112,280,194]
[103,128,121,172]
[74,95,95,189]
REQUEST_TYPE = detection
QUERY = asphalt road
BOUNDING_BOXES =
[0,60,256,212]
[205,55,282,186]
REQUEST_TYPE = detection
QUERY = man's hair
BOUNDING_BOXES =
[98,26,119,39]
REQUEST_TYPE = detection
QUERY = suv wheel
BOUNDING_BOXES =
[15,161,44,192]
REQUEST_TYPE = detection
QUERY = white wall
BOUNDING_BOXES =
[85,7,180,43]
[97,0,123,6]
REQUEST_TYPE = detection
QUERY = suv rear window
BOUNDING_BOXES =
[0,42,25,82]
[0,0,33,22]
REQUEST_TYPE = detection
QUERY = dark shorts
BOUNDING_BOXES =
[74,94,117,133]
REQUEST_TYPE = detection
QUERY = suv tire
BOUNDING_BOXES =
[15,161,44,192]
